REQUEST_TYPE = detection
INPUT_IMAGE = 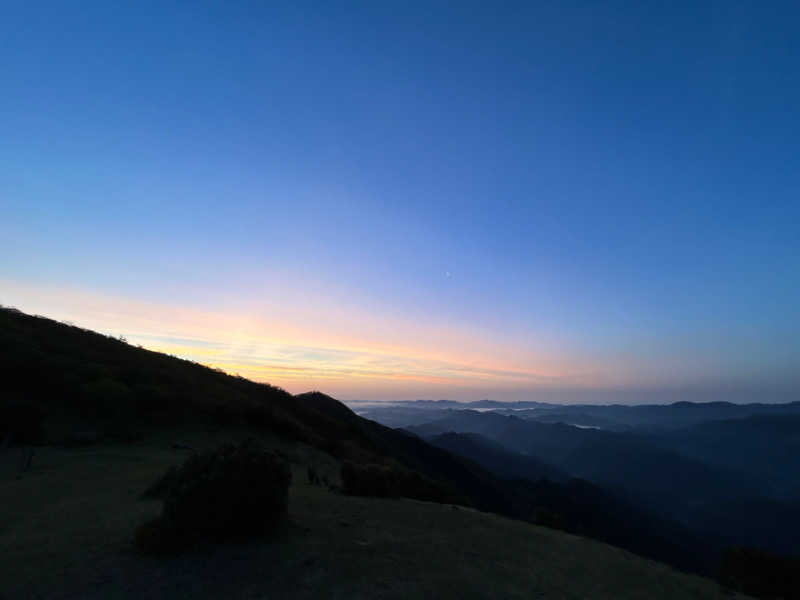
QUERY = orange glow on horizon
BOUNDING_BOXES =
[0,279,633,399]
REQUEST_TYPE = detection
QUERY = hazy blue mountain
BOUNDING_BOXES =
[519,401,800,431]
[363,399,800,432]
[648,415,800,499]
[424,434,722,574]
[391,402,800,558]
[358,405,455,428]
[407,411,760,513]
[427,432,569,483]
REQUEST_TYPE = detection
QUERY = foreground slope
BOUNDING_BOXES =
[0,429,743,600]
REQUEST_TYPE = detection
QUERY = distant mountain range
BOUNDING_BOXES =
[359,398,800,430]
[364,399,800,558]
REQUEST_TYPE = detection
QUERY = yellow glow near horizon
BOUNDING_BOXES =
[0,279,627,399]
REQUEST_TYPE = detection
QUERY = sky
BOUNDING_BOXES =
[1,1,799,403]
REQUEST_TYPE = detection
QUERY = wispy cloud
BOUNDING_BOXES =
[1,279,603,398]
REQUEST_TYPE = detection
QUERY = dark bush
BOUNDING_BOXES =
[209,404,240,427]
[141,465,181,499]
[341,462,392,497]
[104,416,143,442]
[0,402,45,445]
[79,378,136,420]
[63,429,101,446]
[244,405,272,428]
[135,440,292,553]
[133,516,183,555]
[719,547,800,599]
[532,507,568,531]
[340,461,452,503]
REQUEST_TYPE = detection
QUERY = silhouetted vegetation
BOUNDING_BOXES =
[133,516,184,555]
[142,464,182,499]
[0,402,44,445]
[340,461,455,503]
[719,547,800,599]
[307,464,321,486]
[135,441,291,553]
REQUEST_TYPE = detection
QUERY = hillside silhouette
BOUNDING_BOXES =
[1,306,794,598]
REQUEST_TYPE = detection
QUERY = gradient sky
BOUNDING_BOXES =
[2,1,799,402]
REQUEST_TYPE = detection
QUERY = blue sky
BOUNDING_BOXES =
[1,1,798,401]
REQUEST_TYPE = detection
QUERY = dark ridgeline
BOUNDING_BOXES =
[2,305,799,598]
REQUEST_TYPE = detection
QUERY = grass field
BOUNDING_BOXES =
[0,428,747,599]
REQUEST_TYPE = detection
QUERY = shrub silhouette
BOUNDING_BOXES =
[0,402,45,445]
[340,461,452,503]
[133,516,183,555]
[719,546,800,599]
[79,378,136,420]
[136,440,292,553]
[141,465,181,499]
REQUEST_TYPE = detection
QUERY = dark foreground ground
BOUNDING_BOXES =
[0,427,747,600]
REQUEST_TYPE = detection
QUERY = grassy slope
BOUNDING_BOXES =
[0,428,744,600]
